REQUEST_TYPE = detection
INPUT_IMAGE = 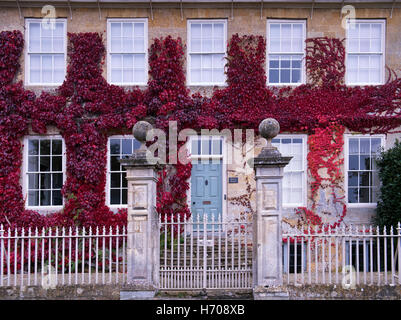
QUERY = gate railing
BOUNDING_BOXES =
[282,223,401,286]
[0,225,127,287]
[159,213,253,290]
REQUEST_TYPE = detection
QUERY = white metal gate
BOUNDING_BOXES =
[159,213,253,290]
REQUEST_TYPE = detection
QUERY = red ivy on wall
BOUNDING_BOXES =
[0,30,401,229]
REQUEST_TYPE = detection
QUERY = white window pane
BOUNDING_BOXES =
[370,55,381,68]
[213,39,224,52]
[202,69,212,82]
[111,55,122,68]
[214,23,224,38]
[134,54,145,68]
[122,38,133,52]
[134,23,144,37]
[203,55,212,68]
[348,24,359,38]
[133,38,144,52]
[191,69,201,83]
[41,37,52,52]
[360,39,370,52]
[371,38,381,52]
[30,69,40,83]
[270,39,280,52]
[202,39,213,52]
[54,23,64,37]
[270,24,280,38]
[111,39,121,52]
[111,69,122,83]
[212,54,225,68]
[123,69,133,83]
[123,55,133,68]
[133,69,145,82]
[122,23,133,37]
[292,38,303,52]
[213,68,224,83]
[111,23,121,37]
[191,39,201,52]
[202,24,212,37]
[371,24,382,38]
[282,24,291,37]
[360,24,370,37]
[359,55,369,68]
[41,23,52,37]
[191,24,201,38]
[29,23,40,52]
[30,55,41,69]
[53,37,64,52]
[282,38,291,52]
[359,69,369,82]
[292,24,303,37]
[42,55,52,70]
[370,69,380,83]
[191,54,201,68]
[54,55,64,69]
[348,39,359,52]
[42,70,52,83]
[348,55,358,66]
[54,69,64,83]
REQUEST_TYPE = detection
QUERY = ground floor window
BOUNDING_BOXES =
[107,136,141,206]
[272,135,307,206]
[345,135,384,204]
[25,136,65,208]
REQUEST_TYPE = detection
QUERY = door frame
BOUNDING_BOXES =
[186,134,228,226]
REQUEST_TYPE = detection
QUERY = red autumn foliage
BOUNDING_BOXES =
[0,30,401,231]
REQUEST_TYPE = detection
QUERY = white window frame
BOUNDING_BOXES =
[25,18,67,86]
[272,134,307,207]
[345,19,386,86]
[22,135,66,210]
[266,19,306,86]
[106,135,141,208]
[187,19,228,86]
[344,134,385,208]
[106,18,148,86]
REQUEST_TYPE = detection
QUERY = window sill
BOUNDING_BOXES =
[347,203,377,209]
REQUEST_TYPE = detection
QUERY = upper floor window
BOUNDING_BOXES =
[272,135,307,206]
[26,19,67,85]
[187,20,227,86]
[107,136,141,206]
[267,20,306,85]
[24,136,65,208]
[107,19,148,85]
[346,20,385,85]
[345,135,384,205]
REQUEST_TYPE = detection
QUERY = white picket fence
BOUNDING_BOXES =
[159,214,253,290]
[0,225,127,287]
[282,223,401,286]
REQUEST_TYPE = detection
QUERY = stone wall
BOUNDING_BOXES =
[1,5,401,93]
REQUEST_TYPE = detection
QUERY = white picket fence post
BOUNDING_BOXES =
[282,223,401,286]
[0,224,127,288]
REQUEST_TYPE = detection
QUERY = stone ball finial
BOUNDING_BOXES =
[259,118,280,141]
[132,121,153,143]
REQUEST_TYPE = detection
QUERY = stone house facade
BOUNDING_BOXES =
[0,0,401,231]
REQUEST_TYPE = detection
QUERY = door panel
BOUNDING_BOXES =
[191,158,223,231]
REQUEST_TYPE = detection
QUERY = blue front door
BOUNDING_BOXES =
[191,159,223,230]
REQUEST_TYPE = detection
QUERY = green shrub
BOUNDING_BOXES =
[375,139,401,228]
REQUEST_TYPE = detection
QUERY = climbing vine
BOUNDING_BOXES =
[1,29,401,230]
